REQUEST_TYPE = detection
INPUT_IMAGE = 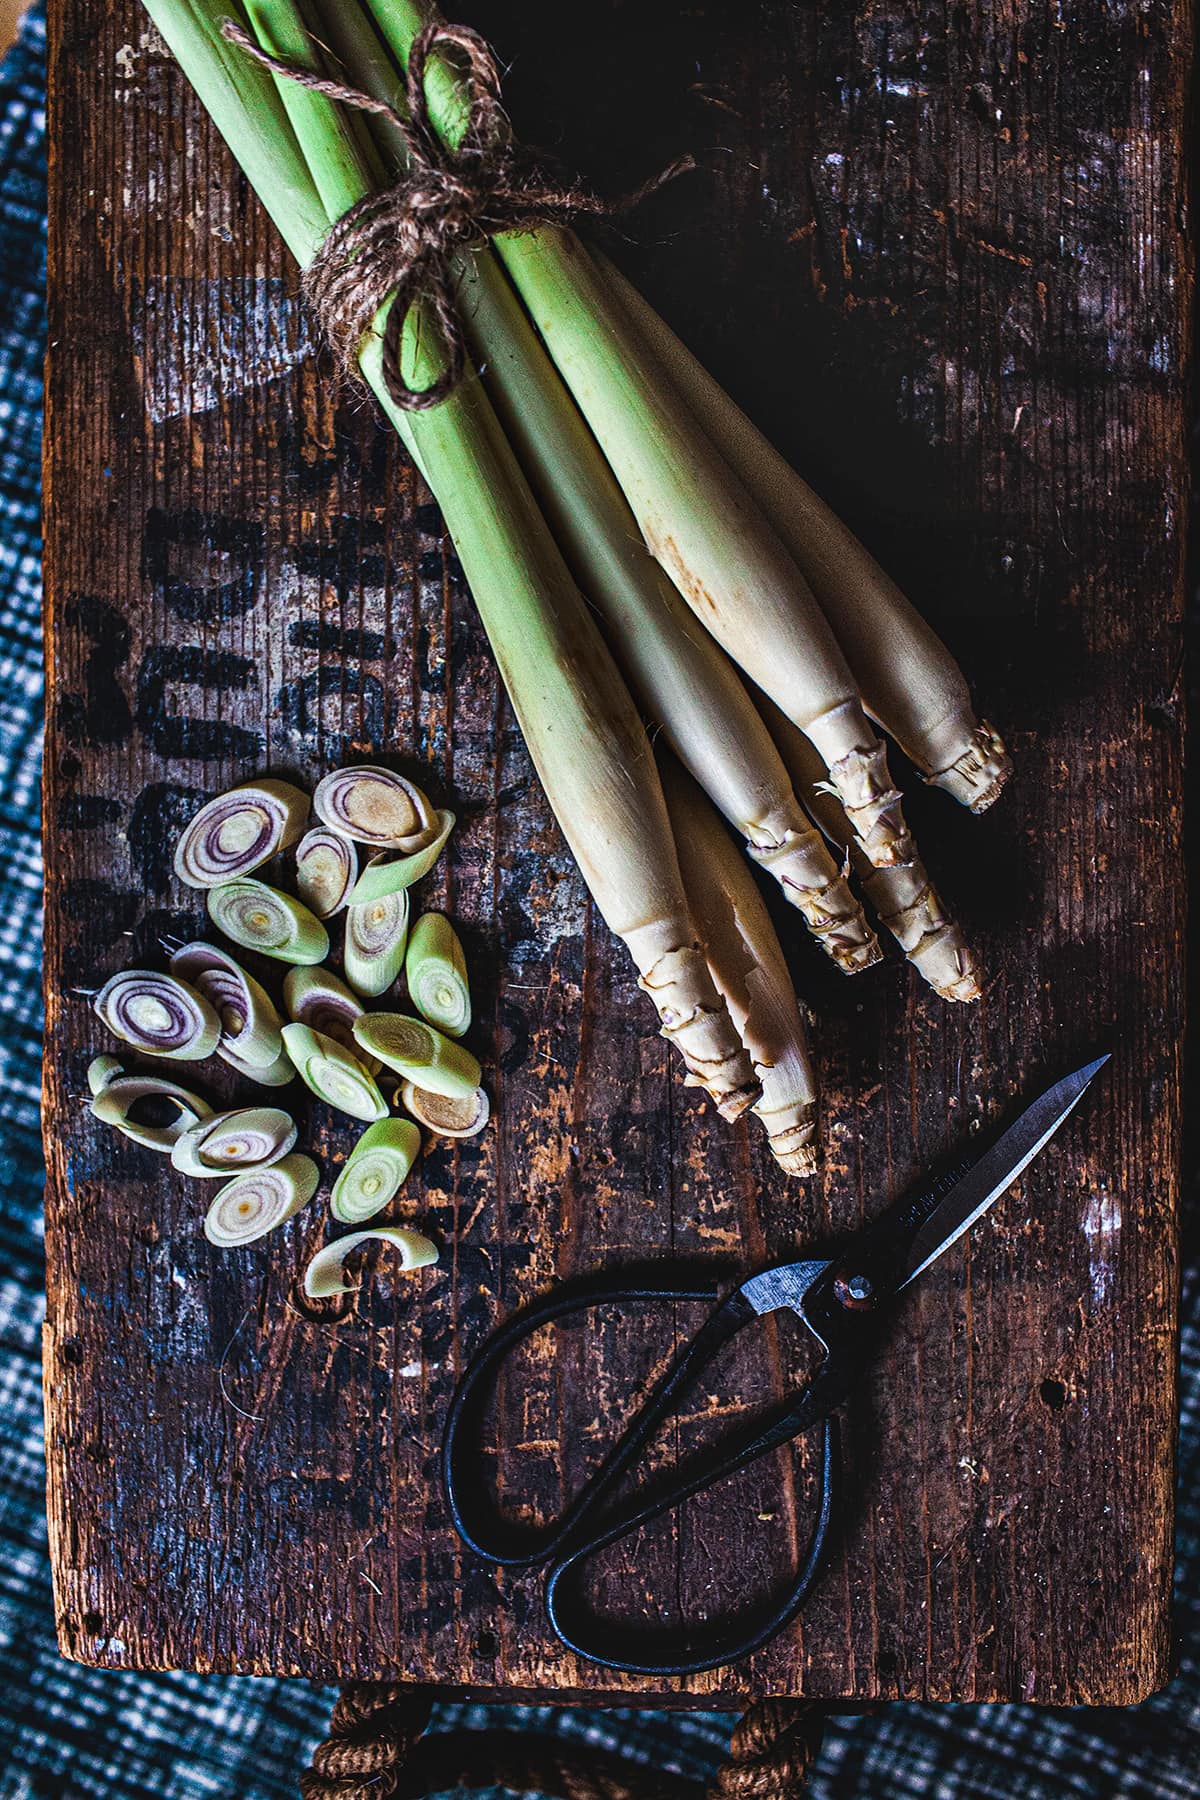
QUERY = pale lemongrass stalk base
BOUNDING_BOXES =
[594,252,1013,815]
[746,825,880,971]
[624,923,762,1121]
[764,696,981,1002]
[659,759,818,1170]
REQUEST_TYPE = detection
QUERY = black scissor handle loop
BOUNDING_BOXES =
[545,1416,838,1677]
[442,1270,729,1567]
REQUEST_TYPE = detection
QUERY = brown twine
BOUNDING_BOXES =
[301,1683,827,1800]
[222,19,693,412]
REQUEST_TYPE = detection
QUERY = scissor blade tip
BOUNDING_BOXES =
[1077,1053,1113,1084]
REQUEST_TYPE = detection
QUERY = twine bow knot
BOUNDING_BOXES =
[223,19,693,411]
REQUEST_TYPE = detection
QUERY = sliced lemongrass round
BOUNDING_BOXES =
[281,965,379,1070]
[295,825,357,918]
[400,1080,489,1140]
[207,878,329,965]
[221,1042,297,1088]
[345,811,455,906]
[174,778,310,888]
[302,1226,438,1299]
[330,1119,422,1224]
[280,1022,388,1122]
[168,940,284,1071]
[353,1013,481,1100]
[312,765,437,848]
[170,1106,298,1178]
[94,969,222,1061]
[87,1054,126,1097]
[343,890,410,998]
[204,1153,320,1247]
[92,1073,214,1152]
[404,912,471,1037]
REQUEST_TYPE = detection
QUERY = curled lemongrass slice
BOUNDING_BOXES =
[207,879,329,965]
[87,1054,125,1097]
[295,826,357,918]
[353,1013,481,1101]
[92,1072,213,1152]
[345,811,455,907]
[302,1226,438,1299]
[170,1106,298,1178]
[343,890,410,998]
[168,941,284,1072]
[313,765,437,849]
[330,1119,422,1224]
[94,969,221,1061]
[204,1153,320,1248]
[174,778,310,888]
[404,912,471,1037]
[400,1080,490,1141]
[280,1023,388,1122]
[223,1043,297,1088]
[282,966,379,1070]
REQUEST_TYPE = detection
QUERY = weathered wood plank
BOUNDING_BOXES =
[43,0,1184,1700]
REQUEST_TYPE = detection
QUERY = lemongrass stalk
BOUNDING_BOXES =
[170,1105,298,1176]
[343,889,410,996]
[357,8,916,875]
[353,1012,480,1099]
[658,757,819,1174]
[91,1072,214,1152]
[94,969,222,1060]
[280,1022,389,1120]
[404,911,471,1035]
[345,810,454,905]
[168,940,285,1070]
[399,1079,489,1139]
[205,1154,320,1246]
[330,1118,422,1223]
[207,878,330,964]
[174,777,310,887]
[459,252,877,971]
[295,826,357,917]
[145,0,759,1120]
[312,764,437,847]
[303,1226,438,1297]
[761,695,981,1002]
[595,253,1012,812]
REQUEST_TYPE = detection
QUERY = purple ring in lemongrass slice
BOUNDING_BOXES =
[302,1227,438,1299]
[170,1106,297,1178]
[204,1153,320,1248]
[312,765,437,850]
[168,941,285,1074]
[91,1070,214,1152]
[294,826,357,919]
[94,970,222,1061]
[207,878,329,965]
[399,1080,489,1141]
[282,966,381,1074]
[174,779,310,889]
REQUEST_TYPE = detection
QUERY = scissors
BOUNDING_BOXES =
[443,1056,1109,1676]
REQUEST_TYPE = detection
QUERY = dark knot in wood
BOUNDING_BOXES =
[222,18,693,412]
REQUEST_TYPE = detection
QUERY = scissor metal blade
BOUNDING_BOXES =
[897,1055,1110,1291]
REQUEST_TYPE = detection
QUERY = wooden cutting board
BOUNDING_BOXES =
[42,0,1184,1702]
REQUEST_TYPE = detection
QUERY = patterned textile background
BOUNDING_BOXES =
[1,7,1195,1796]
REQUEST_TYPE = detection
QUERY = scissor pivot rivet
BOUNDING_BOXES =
[834,1270,876,1308]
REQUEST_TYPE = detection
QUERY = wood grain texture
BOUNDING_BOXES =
[42,0,1185,1702]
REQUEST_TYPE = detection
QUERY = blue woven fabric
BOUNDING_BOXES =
[0,6,1194,1794]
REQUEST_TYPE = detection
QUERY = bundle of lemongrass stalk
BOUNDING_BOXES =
[138,0,1010,1175]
